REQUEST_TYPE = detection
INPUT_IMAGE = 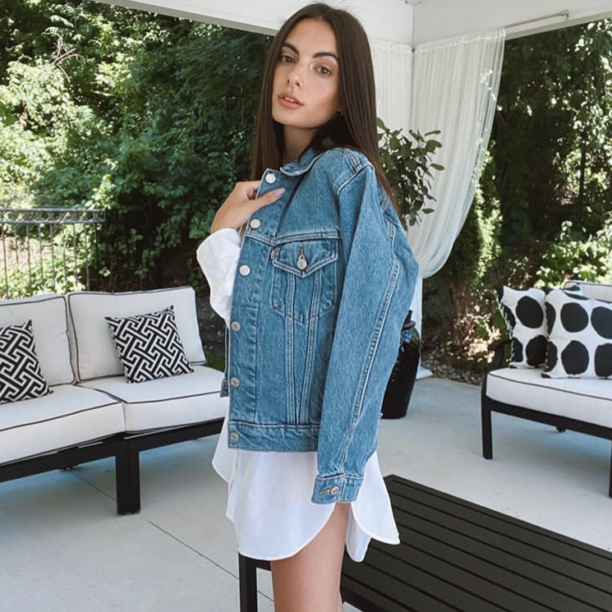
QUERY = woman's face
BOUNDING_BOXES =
[272,18,341,151]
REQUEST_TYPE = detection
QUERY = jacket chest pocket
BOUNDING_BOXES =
[270,237,339,323]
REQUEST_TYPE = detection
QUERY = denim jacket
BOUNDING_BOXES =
[219,145,419,504]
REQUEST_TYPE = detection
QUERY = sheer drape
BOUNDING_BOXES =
[372,29,505,376]
[406,28,506,279]
[371,39,413,135]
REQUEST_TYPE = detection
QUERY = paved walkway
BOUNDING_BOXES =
[1,378,610,611]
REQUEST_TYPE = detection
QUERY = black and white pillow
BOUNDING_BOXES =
[496,284,582,368]
[496,286,550,368]
[0,320,51,404]
[543,289,612,379]
[105,306,194,384]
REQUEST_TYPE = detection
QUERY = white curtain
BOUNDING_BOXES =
[372,29,505,377]
[371,39,413,135]
[406,28,506,280]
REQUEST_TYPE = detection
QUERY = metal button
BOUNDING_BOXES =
[250,218,261,229]
[239,265,250,276]
[330,486,340,495]
[230,377,240,387]
[230,432,239,442]
[265,173,276,184]
[231,320,241,331]
[296,248,308,270]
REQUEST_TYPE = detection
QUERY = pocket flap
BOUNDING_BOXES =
[272,238,338,277]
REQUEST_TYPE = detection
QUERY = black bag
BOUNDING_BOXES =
[381,310,420,419]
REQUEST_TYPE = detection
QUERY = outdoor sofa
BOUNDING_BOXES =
[482,280,612,496]
[0,286,227,514]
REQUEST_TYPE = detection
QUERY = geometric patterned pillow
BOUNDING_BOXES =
[496,284,583,368]
[105,306,194,384]
[543,289,612,379]
[0,320,52,404]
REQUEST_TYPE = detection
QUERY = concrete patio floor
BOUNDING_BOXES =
[1,377,611,612]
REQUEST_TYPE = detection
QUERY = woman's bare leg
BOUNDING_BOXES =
[270,502,350,612]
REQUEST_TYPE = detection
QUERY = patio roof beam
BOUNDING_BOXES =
[95,0,415,45]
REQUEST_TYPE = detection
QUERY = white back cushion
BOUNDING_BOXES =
[0,294,75,386]
[565,281,612,302]
[68,287,206,381]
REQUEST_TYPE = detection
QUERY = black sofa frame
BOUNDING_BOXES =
[0,418,223,515]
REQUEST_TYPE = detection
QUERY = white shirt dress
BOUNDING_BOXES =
[197,227,400,562]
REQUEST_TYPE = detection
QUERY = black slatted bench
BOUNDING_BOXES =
[239,474,612,611]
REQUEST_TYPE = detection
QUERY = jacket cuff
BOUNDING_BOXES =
[311,474,363,504]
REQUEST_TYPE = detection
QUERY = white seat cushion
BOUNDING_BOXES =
[67,287,206,381]
[79,366,228,432]
[486,368,612,428]
[0,294,74,386]
[0,385,124,465]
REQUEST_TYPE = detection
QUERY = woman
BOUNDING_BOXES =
[197,4,419,611]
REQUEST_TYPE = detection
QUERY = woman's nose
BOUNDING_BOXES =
[287,65,303,87]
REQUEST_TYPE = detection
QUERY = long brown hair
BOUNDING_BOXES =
[250,2,398,213]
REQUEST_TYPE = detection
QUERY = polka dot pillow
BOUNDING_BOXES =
[496,284,582,368]
[543,289,612,379]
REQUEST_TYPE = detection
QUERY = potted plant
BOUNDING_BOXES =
[377,117,444,227]
[378,118,444,418]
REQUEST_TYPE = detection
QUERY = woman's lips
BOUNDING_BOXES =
[278,94,303,109]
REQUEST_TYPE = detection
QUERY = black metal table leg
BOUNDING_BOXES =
[239,554,260,612]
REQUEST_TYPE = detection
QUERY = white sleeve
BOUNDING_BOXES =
[196,228,242,328]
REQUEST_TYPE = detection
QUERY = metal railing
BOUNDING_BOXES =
[0,207,104,299]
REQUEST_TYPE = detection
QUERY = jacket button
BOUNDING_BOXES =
[250,218,261,228]
[239,265,250,276]
[265,173,277,184]
[330,486,340,495]
[230,432,239,442]
[230,377,240,387]
[231,320,241,331]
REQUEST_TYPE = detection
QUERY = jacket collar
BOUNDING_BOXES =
[279,137,333,176]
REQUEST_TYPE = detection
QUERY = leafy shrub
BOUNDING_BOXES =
[535,215,612,286]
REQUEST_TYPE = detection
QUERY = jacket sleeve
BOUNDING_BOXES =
[312,164,419,504]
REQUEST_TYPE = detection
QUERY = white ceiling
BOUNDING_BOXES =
[412,0,612,45]
[98,0,612,46]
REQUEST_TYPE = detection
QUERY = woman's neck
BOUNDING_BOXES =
[282,127,315,165]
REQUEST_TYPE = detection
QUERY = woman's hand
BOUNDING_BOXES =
[210,181,285,234]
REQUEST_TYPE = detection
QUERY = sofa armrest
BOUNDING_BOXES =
[487,338,511,372]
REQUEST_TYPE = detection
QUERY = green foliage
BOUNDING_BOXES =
[0,1,269,287]
[377,118,444,226]
[421,18,612,377]
[0,229,96,299]
[489,20,612,244]
[535,215,612,286]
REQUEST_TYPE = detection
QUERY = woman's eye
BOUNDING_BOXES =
[279,54,294,63]
[317,65,332,76]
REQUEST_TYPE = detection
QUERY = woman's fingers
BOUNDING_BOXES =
[242,187,285,216]
[211,182,285,233]
[254,187,286,208]
[239,181,262,200]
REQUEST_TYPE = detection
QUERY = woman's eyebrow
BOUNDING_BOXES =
[282,41,339,62]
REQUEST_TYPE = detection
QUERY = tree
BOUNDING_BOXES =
[0,1,269,288]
